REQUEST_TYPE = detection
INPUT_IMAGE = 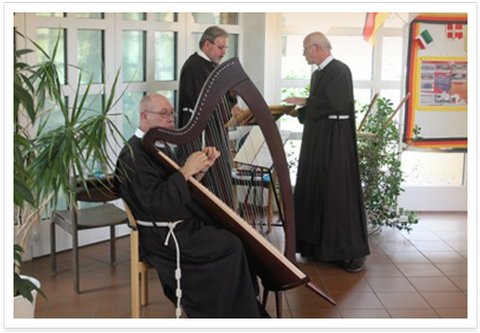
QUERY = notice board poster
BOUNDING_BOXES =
[404,13,468,150]
[418,58,467,109]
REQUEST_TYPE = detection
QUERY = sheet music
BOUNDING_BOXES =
[234,126,291,169]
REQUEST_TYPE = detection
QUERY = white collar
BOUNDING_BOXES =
[319,54,334,70]
[197,50,213,63]
[135,128,165,148]
[135,128,145,139]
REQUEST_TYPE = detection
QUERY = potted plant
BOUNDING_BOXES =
[14,245,45,318]
[13,31,125,317]
[14,32,46,317]
[356,96,419,232]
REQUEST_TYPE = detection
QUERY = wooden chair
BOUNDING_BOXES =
[50,175,128,293]
[123,201,153,318]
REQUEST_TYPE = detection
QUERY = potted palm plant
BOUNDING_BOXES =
[13,31,126,317]
[14,32,46,317]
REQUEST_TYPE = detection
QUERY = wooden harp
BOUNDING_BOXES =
[143,57,334,304]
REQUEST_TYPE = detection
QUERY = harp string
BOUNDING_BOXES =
[235,96,273,231]
[178,92,271,232]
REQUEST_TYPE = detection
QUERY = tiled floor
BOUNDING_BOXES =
[22,211,468,320]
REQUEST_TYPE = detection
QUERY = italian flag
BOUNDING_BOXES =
[363,12,391,45]
[415,29,433,49]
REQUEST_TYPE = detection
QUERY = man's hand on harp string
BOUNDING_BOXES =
[179,147,220,181]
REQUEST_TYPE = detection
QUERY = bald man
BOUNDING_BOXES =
[114,94,267,317]
[284,32,370,273]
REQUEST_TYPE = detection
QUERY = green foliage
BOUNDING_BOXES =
[357,97,418,232]
[281,85,310,101]
[14,42,36,208]
[14,245,46,303]
[16,31,126,212]
[13,30,126,302]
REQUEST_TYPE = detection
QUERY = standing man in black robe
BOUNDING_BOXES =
[114,93,266,317]
[177,25,243,210]
[284,32,370,273]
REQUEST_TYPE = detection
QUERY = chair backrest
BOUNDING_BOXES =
[122,200,138,229]
[76,175,119,203]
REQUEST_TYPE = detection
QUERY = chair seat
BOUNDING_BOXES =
[55,204,128,230]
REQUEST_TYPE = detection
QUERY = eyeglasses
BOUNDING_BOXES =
[303,44,317,54]
[145,110,176,119]
[211,42,228,51]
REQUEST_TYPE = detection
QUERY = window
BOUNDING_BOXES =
[122,30,146,82]
[329,36,373,81]
[122,91,145,140]
[36,28,67,84]
[122,13,146,21]
[282,34,310,80]
[36,13,64,18]
[155,31,177,81]
[382,36,403,81]
[155,13,177,22]
[77,13,104,19]
[77,29,104,84]
[191,13,238,25]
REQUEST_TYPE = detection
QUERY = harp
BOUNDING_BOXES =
[143,57,335,310]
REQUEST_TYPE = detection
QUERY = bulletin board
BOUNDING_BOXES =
[404,13,468,150]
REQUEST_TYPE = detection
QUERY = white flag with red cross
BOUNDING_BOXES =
[446,24,464,39]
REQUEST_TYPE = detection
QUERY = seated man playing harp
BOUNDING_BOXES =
[114,93,268,318]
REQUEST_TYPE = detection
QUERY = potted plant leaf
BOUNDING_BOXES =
[13,30,126,317]
[356,96,419,232]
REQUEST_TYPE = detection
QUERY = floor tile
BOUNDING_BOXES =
[20,212,467,320]
[365,277,416,292]
[421,251,467,264]
[435,263,467,277]
[289,308,342,318]
[449,276,468,292]
[384,251,430,264]
[388,308,440,318]
[362,263,403,277]
[420,291,467,309]
[323,276,372,293]
[375,292,431,309]
[331,292,384,310]
[407,276,462,292]
[340,309,391,318]
[435,308,468,318]
[395,263,444,277]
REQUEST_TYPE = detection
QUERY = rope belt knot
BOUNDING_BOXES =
[137,219,183,318]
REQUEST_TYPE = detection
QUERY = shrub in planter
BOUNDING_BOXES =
[356,97,419,232]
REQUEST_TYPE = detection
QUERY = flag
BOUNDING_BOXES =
[363,12,391,45]
[446,24,463,39]
[415,29,433,49]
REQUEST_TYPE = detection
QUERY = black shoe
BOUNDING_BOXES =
[333,260,349,269]
[346,257,366,273]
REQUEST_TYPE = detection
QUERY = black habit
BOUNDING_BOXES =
[114,134,263,318]
[294,59,370,262]
[177,52,237,210]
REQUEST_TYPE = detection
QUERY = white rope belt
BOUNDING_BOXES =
[328,115,350,120]
[137,219,183,318]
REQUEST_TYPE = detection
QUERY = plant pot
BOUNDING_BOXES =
[14,275,40,318]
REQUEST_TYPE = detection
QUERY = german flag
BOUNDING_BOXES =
[363,12,391,45]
